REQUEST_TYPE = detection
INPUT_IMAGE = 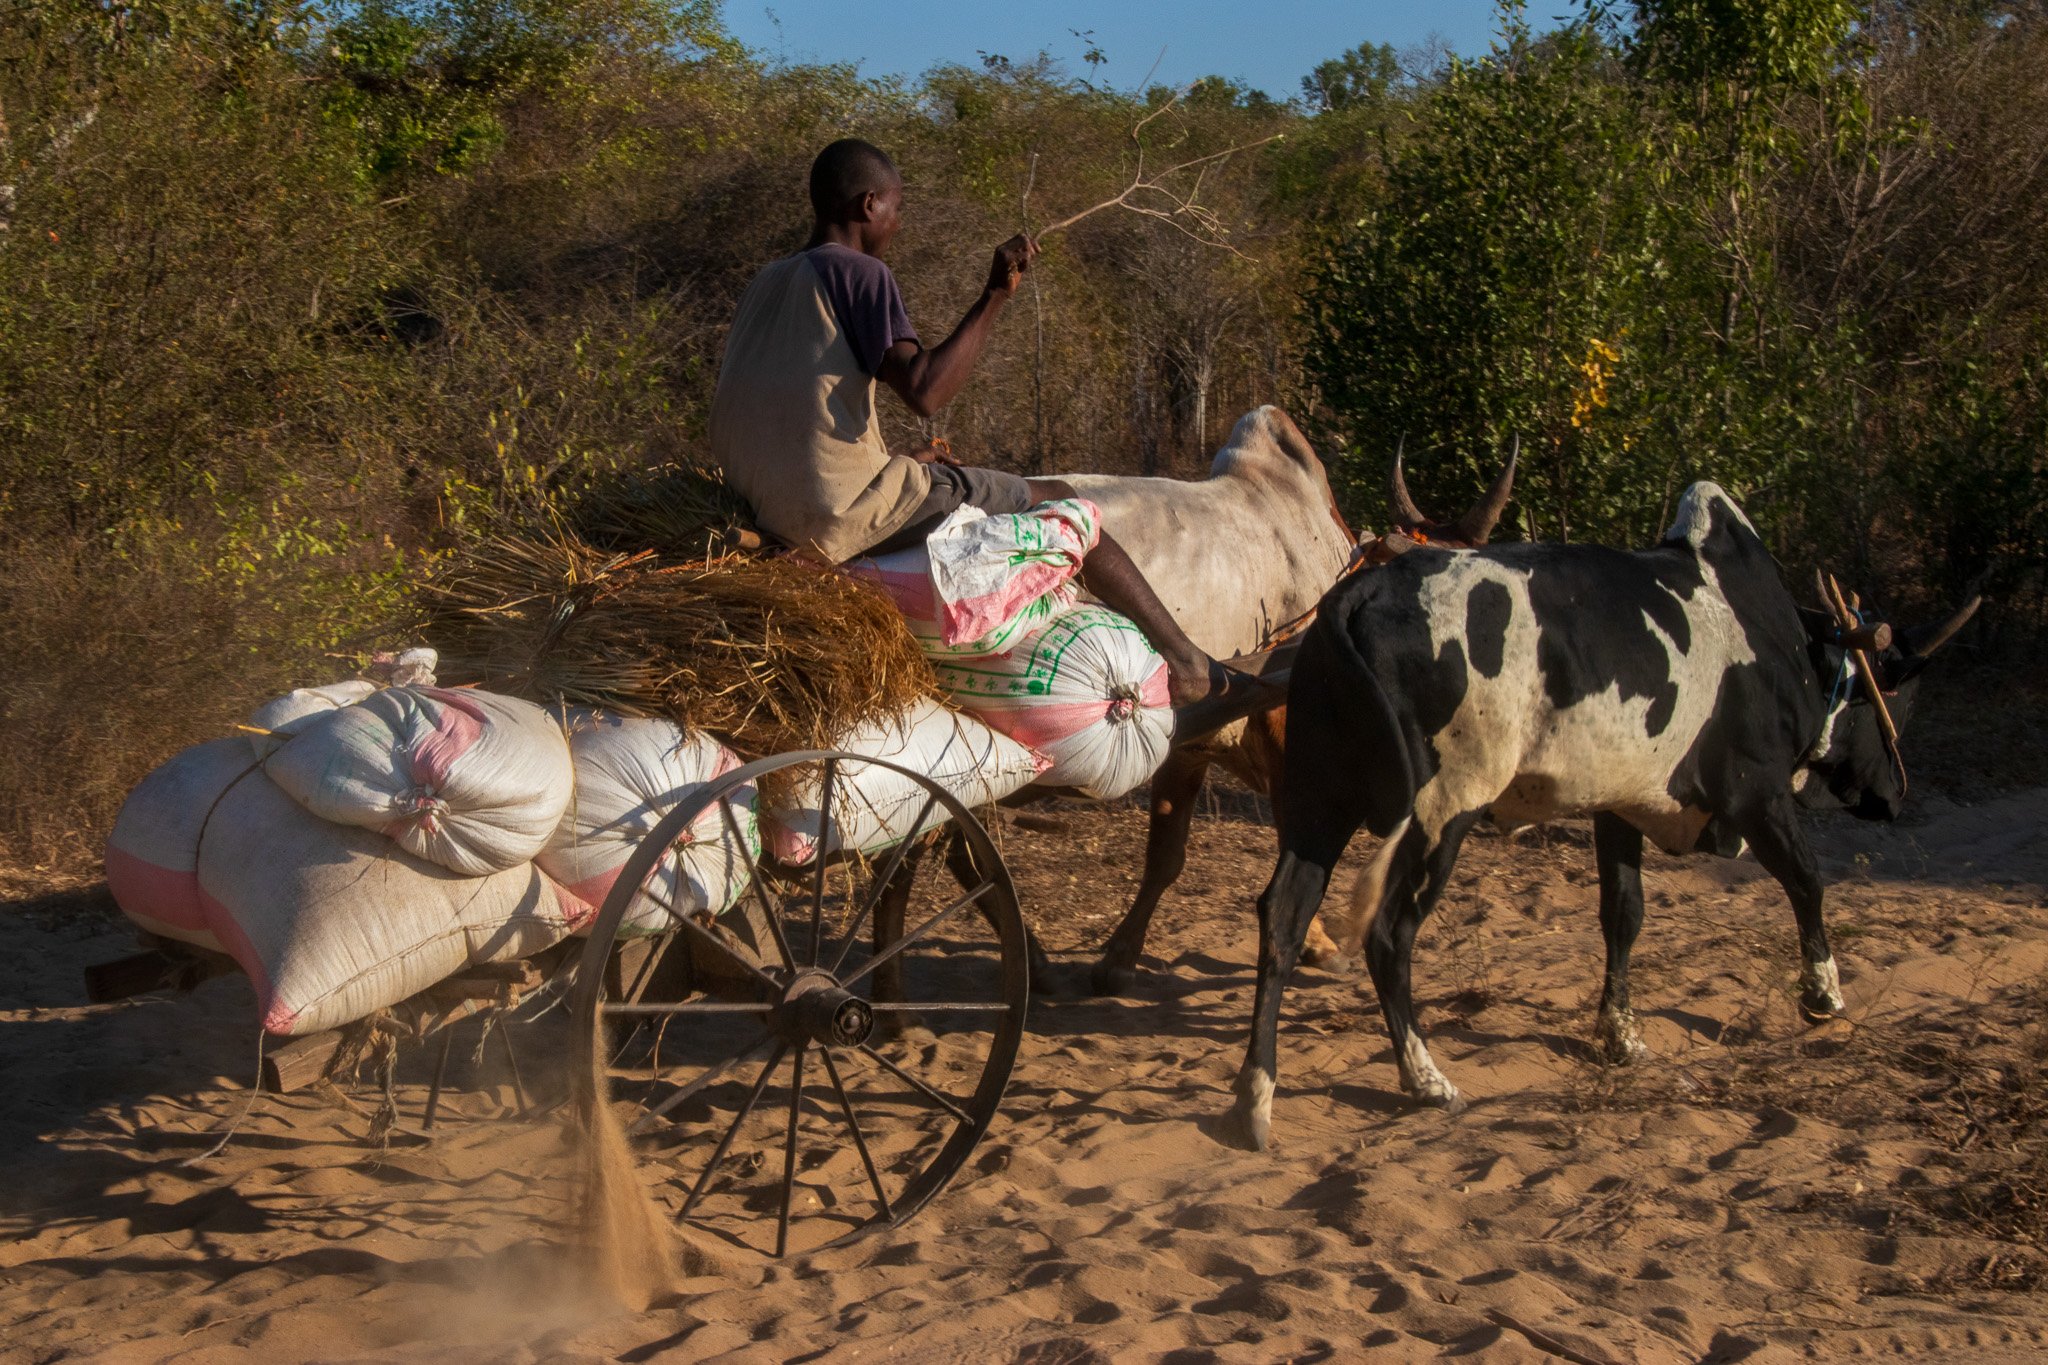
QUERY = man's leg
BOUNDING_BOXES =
[1026,477,1245,711]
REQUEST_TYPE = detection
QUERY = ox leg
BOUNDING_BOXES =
[1365,812,1481,1113]
[1738,794,1844,1021]
[1092,753,1209,997]
[1592,812,1649,1064]
[1221,848,1336,1152]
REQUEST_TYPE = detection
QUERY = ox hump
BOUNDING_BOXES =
[1211,405,1319,480]
[1663,482,1759,552]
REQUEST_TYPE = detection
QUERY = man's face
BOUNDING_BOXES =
[863,177,904,255]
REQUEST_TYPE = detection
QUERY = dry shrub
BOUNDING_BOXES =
[414,515,936,759]
[0,542,326,876]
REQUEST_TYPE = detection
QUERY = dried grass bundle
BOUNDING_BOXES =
[570,463,758,558]
[415,519,936,759]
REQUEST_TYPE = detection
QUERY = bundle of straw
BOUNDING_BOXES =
[414,515,937,760]
[570,462,759,559]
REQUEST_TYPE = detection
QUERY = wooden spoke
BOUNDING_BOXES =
[602,1000,772,1017]
[721,797,795,973]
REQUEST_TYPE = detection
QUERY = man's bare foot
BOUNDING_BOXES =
[1166,655,1221,710]
[1168,659,1284,739]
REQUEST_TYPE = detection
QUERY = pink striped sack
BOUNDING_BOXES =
[105,738,254,952]
[539,714,760,936]
[260,685,573,876]
[845,498,1100,658]
[935,605,1173,801]
[106,741,583,1035]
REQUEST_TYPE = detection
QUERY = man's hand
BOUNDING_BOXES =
[909,437,960,466]
[986,234,1038,298]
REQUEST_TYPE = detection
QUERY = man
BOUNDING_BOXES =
[710,138,1253,716]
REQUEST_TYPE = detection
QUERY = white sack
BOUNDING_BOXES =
[245,680,378,760]
[844,499,1098,657]
[764,698,1047,865]
[105,738,255,951]
[198,771,582,1035]
[935,605,1173,800]
[262,685,573,876]
[539,714,759,936]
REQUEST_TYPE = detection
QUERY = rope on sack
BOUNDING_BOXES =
[174,758,273,1168]
[178,1029,269,1167]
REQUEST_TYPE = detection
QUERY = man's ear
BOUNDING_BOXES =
[854,190,880,223]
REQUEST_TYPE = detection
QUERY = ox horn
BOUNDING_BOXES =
[1447,433,1519,546]
[1388,435,1428,532]
[1904,594,1982,658]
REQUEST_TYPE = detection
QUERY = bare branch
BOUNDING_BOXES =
[1033,123,1285,246]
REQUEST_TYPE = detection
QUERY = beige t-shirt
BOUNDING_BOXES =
[709,252,931,564]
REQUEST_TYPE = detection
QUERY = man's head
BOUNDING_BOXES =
[809,139,903,255]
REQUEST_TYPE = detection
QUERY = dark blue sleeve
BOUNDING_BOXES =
[808,245,919,376]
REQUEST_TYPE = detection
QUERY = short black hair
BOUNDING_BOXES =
[809,139,899,222]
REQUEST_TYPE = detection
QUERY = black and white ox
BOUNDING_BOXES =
[1222,481,1979,1150]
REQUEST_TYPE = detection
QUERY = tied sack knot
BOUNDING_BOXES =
[394,786,449,831]
[1105,686,1141,725]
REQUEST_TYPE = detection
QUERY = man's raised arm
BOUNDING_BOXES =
[878,235,1037,420]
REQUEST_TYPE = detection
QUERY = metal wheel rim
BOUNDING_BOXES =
[568,749,1029,1256]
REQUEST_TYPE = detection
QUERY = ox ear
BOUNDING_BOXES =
[1445,435,1519,546]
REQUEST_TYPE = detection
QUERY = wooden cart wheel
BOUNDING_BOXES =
[567,750,1030,1258]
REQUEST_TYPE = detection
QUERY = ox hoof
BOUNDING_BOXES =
[1089,959,1139,998]
[1218,1099,1271,1153]
[1596,1011,1649,1066]
[1601,1032,1650,1066]
[1405,1080,1466,1114]
[1298,944,1352,973]
[1220,1070,1275,1152]
[1798,994,1846,1025]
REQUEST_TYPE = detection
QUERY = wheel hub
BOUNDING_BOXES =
[776,971,873,1048]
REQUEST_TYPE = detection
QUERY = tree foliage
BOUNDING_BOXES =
[0,0,2044,870]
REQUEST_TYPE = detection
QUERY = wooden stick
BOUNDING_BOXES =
[1031,87,1284,247]
[1825,572,1906,792]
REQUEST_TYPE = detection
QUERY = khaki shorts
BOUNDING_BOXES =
[863,463,1037,557]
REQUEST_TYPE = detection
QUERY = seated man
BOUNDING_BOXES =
[709,138,1252,717]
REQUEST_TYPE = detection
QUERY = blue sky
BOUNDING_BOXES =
[719,1,1555,103]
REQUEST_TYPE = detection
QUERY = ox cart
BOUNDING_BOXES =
[85,645,1298,1260]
